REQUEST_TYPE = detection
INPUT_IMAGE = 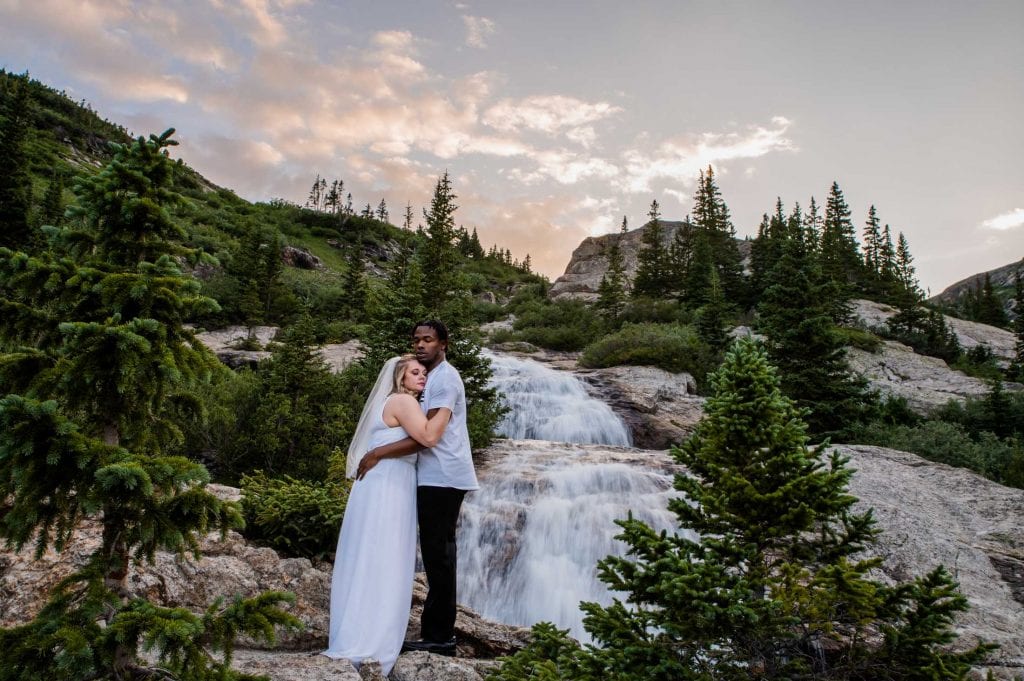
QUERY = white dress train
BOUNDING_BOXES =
[323,397,417,675]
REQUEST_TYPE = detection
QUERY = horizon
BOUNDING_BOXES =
[1,1,1021,293]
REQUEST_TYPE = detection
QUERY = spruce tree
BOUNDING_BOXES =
[0,75,33,248]
[691,166,745,304]
[695,267,730,353]
[596,216,629,323]
[40,171,66,229]
[0,130,296,679]
[802,196,823,254]
[1009,269,1024,381]
[819,182,863,291]
[862,205,882,290]
[888,232,927,336]
[420,171,461,309]
[757,236,873,438]
[976,273,1009,328]
[632,200,671,299]
[491,339,990,681]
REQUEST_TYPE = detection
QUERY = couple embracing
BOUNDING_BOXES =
[323,320,477,675]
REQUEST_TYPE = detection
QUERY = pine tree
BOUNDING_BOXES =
[691,166,745,304]
[819,182,863,290]
[1009,269,1024,381]
[376,197,389,223]
[757,236,873,438]
[888,232,927,336]
[976,273,1009,328]
[802,196,823,254]
[695,267,730,353]
[420,171,461,310]
[0,75,33,248]
[0,130,297,679]
[863,205,882,283]
[632,200,671,298]
[40,171,66,228]
[493,340,990,681]
[403,201,414,230]
[469,226,485,259]
[596,217,628,323]
[342,240,368,322]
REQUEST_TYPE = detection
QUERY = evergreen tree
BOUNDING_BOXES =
[683,228,715,307]
[863,205,882,285]
[819,182,863,290]
[342,240,368,322]
[40,171,66,229]
[420,171,461,310]
[758,236,873,438]
[0,75,33,248]
[632,200,671,298]
[695,267,730,353]
[1009,269,1024,381]
[492,340,989,681]
[976,273,1009,328]
[0,130,296,679]
[403,201,414,230]
[888,232,927,336]
[469,226,485,259]
[596,217,628,323]
[802,196,823,254]
[376,197,389,223]
[232,225,284,334]
[691,166,745,304]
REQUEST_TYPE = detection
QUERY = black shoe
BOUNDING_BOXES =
[401,638,456,656]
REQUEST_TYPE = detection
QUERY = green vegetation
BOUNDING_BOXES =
[0,129,297,680]
[492,340,990,680]
[579,322,715,382]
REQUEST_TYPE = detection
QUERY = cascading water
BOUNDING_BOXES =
[458,352,688,641]
[485,350,632,446]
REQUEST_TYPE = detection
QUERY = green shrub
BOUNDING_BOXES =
[855,419,1021,487]
[836,325,883,352]
[512,299,605,351]
[619,297,692,325]
[240,469,351,561]
[579,322,715,384]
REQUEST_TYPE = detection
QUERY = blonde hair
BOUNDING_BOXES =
[391,354,423,396]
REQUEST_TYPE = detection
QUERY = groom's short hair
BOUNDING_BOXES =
[413,319,449,343]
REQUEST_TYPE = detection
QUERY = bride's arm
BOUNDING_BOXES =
[388,394,451,447]
[354,401,450,479]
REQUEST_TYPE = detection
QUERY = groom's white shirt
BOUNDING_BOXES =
[416,360,478,491]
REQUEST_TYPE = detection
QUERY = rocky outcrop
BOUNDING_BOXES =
[851,299,1017,365]
[194,326,365,372]
[282,246,324,270]
[839,444,1024,677]
[549,223,752,301]
[929,259,1023,319]
[846,339,998,412]
[578,364,705,449]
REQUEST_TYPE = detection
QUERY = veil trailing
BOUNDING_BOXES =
[345,356,401,479]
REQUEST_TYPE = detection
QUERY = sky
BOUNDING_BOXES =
[1,0,1022,294]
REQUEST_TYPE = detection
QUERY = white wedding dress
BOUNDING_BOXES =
[323,395,418,675]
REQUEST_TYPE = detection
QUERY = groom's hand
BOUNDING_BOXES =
[355,450,380,480]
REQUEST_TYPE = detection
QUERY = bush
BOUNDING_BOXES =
[579,322,716,386]
[856,419,1022,487]
[618,297,693,325]
[512,299,605,352]
[836,325,883,352]
[240,469,351,561]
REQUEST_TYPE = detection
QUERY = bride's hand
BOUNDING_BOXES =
[355,450,380,480]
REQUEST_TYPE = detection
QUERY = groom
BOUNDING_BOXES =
[359,320,477,657]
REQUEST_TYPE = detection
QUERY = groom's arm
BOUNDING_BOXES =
[355,407,449,479]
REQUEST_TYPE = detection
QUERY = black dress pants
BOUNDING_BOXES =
[416,485,466,642]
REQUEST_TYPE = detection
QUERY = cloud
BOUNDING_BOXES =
[980,208,1024,231]
[483,95,621,137]
[462,15,496,48]
[618,117,796,193]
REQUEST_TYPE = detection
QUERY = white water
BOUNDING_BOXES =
[458,443,685,642]
[457,352,683,641]
[485,350,632,446]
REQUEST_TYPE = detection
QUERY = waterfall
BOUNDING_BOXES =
[485,350,632,446]
[458,441,689,642]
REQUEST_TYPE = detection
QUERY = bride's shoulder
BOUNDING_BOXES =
[387,393,420,408]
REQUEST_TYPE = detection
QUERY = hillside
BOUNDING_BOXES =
[930,257,1023,321]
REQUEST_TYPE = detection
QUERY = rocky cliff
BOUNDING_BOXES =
[548,221,753,301]
[930,258,1023,318]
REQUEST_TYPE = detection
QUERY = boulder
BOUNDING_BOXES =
[578,364,705,449]
[282,246,324,270]
[194,326,365,374]
[320,339,365,373]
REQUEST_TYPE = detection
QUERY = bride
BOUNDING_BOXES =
[323,354,450,674]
